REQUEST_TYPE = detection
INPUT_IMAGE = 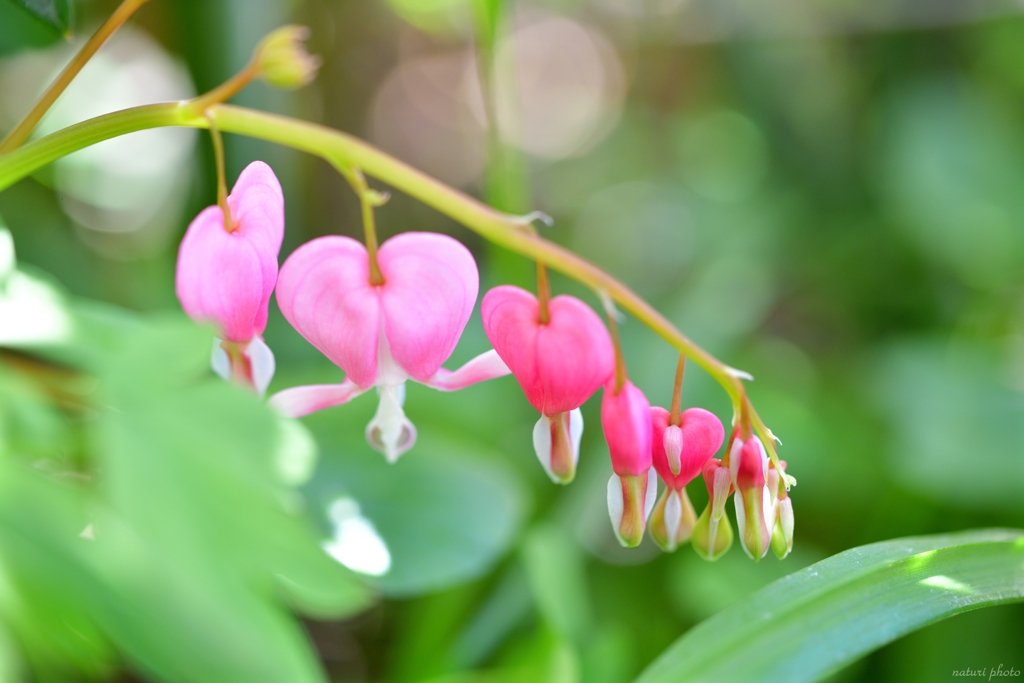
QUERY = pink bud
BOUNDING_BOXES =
[270,232,509,462]
[650,406,724,490]
[601,381,653,477]
[482,286,614,415]
[732,436,772,560]
[175,161,284,343]
[602,381,655,548]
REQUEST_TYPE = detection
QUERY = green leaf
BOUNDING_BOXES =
[635,529,1024,683]
[6,0,72,36]
[303,413,527,597]
[0,0,62,53]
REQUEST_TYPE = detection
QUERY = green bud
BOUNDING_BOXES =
[254,26,321,89]
[691,503,733,561]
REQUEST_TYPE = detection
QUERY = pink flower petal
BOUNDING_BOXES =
[268,379,366,418]
[175,161,284,342]
[482,286,614,416]
[601,381,653,476]
[176,205,265,342]
[377,233,479,383]
[275,236,380,388]
[651,406,724,489]
[228,161,284,334]
[426,349,510,391]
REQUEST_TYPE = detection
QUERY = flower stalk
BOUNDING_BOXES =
[0,0,151,156]
[0,99,785,480]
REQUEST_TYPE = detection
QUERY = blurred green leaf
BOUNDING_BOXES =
[635,529,1024,683]
[873,340,1024,508]
[304,423,527,597]
[0,0,64,54]
[5,0,72,36]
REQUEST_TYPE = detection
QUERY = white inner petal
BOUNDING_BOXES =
[210,338,231,381]
[664,489,683,547]
[664,425,683,476]
[531,413,555,481]
[247,336,276,397]
[365,383,417,463]
[606,474,625,545]
[643,466,658,521]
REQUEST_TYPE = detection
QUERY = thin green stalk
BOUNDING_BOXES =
[0,0,150,155]
[0,100,785,477]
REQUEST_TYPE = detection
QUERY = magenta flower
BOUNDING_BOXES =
[730,436,773,560]
[601,380,656,547]
[175,161,284,394]
[268,232,510,462]
[481,285,614,483]
[648,406,724,551]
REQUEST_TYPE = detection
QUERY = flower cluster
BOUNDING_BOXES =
[175,161,793,559]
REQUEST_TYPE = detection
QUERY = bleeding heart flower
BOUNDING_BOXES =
[175,161,283,394]
[770,459,794,559]
[648,406,724,551]
[269,232,510,462]
[481,285,614,484]
[601,380,656,548]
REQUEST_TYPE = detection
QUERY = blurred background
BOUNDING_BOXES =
[1,0,1024,681]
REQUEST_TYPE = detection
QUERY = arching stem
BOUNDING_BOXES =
[0,0,151,155]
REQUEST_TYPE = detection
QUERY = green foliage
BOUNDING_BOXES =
[3,0,71,39]
[0,302,371,682]
[636,530,1024,683]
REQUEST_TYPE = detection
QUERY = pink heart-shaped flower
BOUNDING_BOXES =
[650,406,724,489]
[482,285,613,416]
[175,161,284,342]
[601,380,653,477]
[275,231,478,388]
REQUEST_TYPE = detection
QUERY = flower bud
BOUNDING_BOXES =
[649,487,697,552]
[691,458,733,561]
[254,26,321,89]
[733,437,772,561]
[601,381,655,547]
[771,461,794,559]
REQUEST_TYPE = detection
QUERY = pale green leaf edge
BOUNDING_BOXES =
[635,528,1024,683]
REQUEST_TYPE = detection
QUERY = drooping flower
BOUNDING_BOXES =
[269,232,510,462]
[175,160,283,394]
[691,457,734,561]
[729,435,773,561]
[648,407,724,552]
[482,285,614,483]
[601,380,656,548]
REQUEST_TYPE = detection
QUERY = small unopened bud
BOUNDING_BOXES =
[649,487,697,552]
[254,26,321,89]
[772,497,794,559]
[692,458,733,561]
[771,460,794,559]
[532,409,582,484]
[692,502,733,561]
[607,468,657,548]
[734,437,771,561]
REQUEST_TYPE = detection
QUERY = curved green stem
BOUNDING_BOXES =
[0,100,784,476]
[0,0,151,155]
